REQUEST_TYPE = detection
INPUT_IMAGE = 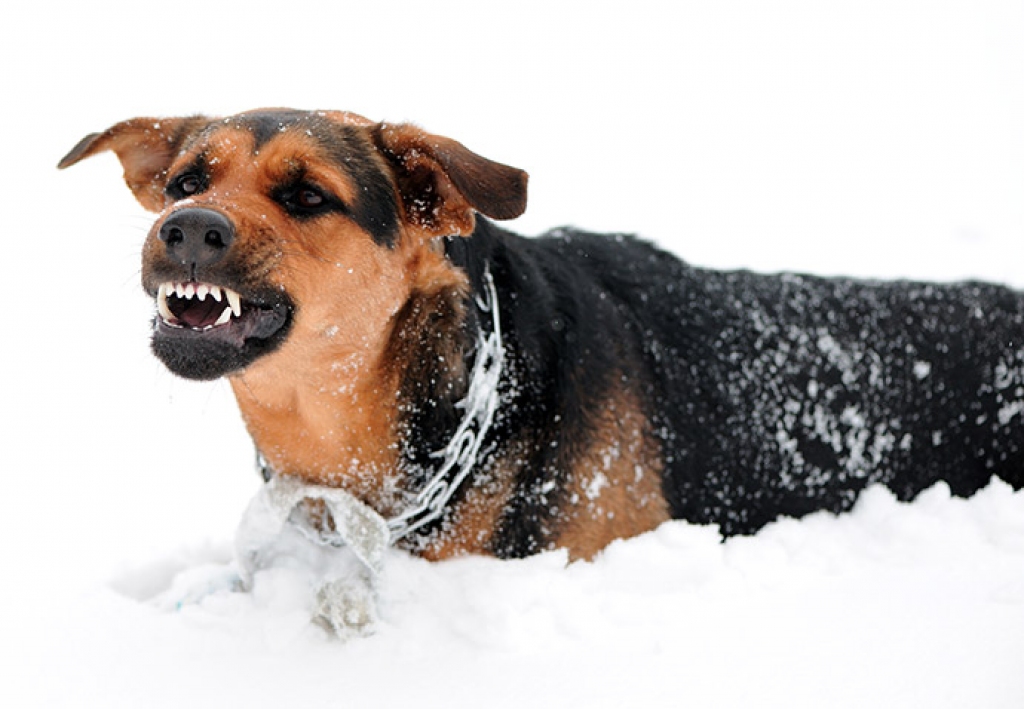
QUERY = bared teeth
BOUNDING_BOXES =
[157,283,177,324]
[226,289,242,318]
[156,281,244,328]
[213,307,233,326]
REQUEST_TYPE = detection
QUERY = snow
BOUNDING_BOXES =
[3,1,1024,707]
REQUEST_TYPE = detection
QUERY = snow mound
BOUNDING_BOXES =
[69,481,1024,709]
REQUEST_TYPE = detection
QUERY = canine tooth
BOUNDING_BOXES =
[227,289,242,317]
[214,307,233,326]
[157,284,176,322]
[210,285,223,302]
[197,284,210,301]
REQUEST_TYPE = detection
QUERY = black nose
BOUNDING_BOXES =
[158,208,235,272]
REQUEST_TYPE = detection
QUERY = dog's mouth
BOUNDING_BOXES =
[158,281,240,328]
[150,280,293,379]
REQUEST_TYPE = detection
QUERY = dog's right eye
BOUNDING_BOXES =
[178,175,201,195]
[166,173,206,200]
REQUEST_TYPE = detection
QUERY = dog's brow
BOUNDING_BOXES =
[175,151,209,177]
[241,110,309,152]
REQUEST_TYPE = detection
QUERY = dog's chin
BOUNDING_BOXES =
[150,284,293,380]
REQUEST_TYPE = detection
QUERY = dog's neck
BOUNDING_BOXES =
[229,343,406,513]
[229,270,478,518]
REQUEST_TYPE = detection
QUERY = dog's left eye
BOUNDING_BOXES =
[296,188,324,209]
[275,182,343,219]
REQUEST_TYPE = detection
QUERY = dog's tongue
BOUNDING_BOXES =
[176,298,228,328]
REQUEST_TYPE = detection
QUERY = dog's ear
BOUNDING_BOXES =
[58,116,210,212]
[370,122,528,237]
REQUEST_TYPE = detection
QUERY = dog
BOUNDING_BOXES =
[60,108,1024,564]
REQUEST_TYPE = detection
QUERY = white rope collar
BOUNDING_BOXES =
[238,266,504,578]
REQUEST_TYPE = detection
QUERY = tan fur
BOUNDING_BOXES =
[231,248,470,514]
[555,389,671,560]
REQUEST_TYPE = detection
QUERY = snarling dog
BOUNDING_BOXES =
[60,109,1024,563]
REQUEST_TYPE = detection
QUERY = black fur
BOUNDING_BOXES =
[238,109,308,151]
[317,123,400,247]
[413,218,1024,552]
[150,290,293,381]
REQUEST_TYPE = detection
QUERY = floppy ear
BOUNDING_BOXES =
[370,122,528,237]
[57,116,210,212]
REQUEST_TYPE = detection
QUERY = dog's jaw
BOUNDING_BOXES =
[148,280,294,380]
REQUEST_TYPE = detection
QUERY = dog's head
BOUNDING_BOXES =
[59,109,527,381]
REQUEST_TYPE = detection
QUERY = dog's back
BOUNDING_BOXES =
[472,221,1024,536]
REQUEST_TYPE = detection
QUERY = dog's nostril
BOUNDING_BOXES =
[164,226,184,245]
[205,229,226,248]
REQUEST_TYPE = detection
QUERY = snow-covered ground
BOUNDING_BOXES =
[3,1,1023,707]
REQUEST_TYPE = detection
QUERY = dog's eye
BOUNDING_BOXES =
[178,175,201,195]
[275,182,345,219]
[296,188,324,209]
[167,172,206,200]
